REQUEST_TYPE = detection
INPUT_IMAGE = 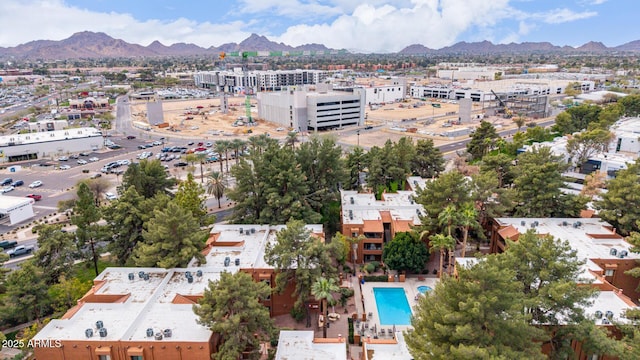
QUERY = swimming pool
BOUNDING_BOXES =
[417,285,433,294]
[373,287,412,325]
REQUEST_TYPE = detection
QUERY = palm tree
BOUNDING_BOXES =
[285,131,299,149]
[195,152,207,183]
[429,233,455,278]
[311,277,340,338]
[206,172,227,208]
[214,140,229,173]
[438,204,458,237]
[513,114,526,132]
[230,138,245,166]
[458,202,479,258]
[247,135,266,155]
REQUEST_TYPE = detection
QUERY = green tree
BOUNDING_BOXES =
[0,252,9,294]
[428,233,455,277]
[78,177,112,207]
[513,113,527,132]
[102,186,146,265]
[410,138,445,178]
[205,171,227,209]
[619,94,640,117]
[71,182,103,276]
[502,230,620,358]
[480,153,515,188]
[415,171,471,232]
[193,271,275,360]
[131,201,207,268]
[120,159,175,198]
[346,146,366,190]
[174,172,208,225]
[438,204,459,237]
[406,255,546,360]
[311,277,340,338]
[264,219,336,326]
[513,146,586,217]
[48,275,92,315]
[467,121,499,161]
[458,202,480,258]
[32,224,76,285]
[0,262,50,324]
[213,140,229,174]
[553,103,601,135]
[596,161,640,235]
[566,129,615,168]
[382,232,429,273]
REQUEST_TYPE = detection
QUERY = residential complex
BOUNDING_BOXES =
[33,224,325,360]
[194,69,329,94]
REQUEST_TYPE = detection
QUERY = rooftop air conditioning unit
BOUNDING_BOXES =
[595,310,603,319]
[251,228,256,234]
[224,257,231,267]
[619,250,629,258]
[601,318,611,325]
[196,270,203,277]
[85,329,94,338]
[350,197,354,204]
[163,329,172,338]
[128,273,135,281]
[610,248,618,256]
[96,320,104,329]
[99,328,108,338]
[235,258,240,266]
[605,310,614,319]
[521,221,526,226]
[155,332,163,340]
[239,227,243,234]
[146,328,154,337]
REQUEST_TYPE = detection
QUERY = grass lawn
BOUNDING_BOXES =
[72,257,117,283]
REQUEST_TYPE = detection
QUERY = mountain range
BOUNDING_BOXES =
[1,31,639,60]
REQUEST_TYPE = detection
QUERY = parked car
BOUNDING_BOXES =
[29,180,43,188]
[11,180,24,187]
[0,240,18,249]
[58,156,69,161]
[70,154,79,159]
[126,135,136,140]
[1,186,15,193]
[174,162,188,167]
[77,159,88,165]
[105,192,118,201]
[59,165,71,170]
[80,152,90,156]
[89,157,99,162]
[1,178,13,186]
[152,140,163,146]
[7,245,35,258]
[365,125,373,130]
[90,173,102,179]
[26,194,42,201]
[107,144,121,149]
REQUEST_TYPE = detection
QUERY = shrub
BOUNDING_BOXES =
[340,288,355,298]
[348,317,354,344]
[363,263,376,274]
[290,305,305,323]
[362,275,388,282]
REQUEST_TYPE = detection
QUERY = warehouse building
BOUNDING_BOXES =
[0,127,104,163]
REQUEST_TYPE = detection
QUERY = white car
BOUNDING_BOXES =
[59,165,71,170]
[29,180,43,188]
[105,192,117,201]
[1,186,14,193]
[89,157,99,162]
[117,159,131,166]
[57,156,69,161]
[77,159,88,165]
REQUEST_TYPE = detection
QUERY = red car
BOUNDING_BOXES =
[26,194,42,201]
[197,142,204,146]
[126,135,136,140]
[194,147,207,152]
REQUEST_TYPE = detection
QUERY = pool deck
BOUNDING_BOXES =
[359,277,438,337]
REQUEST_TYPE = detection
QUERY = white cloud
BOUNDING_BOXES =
[0,0,252,47]
[237,0,342,18]
[533,8,597,24]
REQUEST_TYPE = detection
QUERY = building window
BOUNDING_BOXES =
[130,356,143,360]
[351,232,358,237]
[99,356,111,360]
[605,269,615,277]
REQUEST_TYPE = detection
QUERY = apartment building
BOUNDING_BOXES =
[194,69,328,94]
[340,189,424,264]
[490,217,640,303]
[33,224,325,360]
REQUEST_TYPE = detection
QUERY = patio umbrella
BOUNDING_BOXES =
[373,324,377,334]
[392,324,396,336]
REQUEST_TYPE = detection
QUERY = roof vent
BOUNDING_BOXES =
[155,332,163,340]
[224,257,230,267]
[196,270,203,277]
[163,329,172,338]
[96,320,104,329]
[235,258,240,266]
[128,272,135,281]
[146,328,154,337]
[610,248,618,256]
[85,329,94,338]
[99,328,108,338]
[595,310,603,319]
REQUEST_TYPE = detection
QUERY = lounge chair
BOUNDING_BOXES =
[380,329,386,335]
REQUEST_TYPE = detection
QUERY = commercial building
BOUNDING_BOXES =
[257,85,365,131]
[194,69,328,94]
[0,127,104,163]
[33,223,325,360]
[0,195,35,225]
[340,189,424,264]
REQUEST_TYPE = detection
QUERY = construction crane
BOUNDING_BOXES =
[490,89,513,119]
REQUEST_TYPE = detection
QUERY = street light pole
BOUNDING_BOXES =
[356,130,360,147]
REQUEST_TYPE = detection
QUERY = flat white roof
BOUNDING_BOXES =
[0,195,33,212]
[585,290,637,325]
[341,190,424,226]
[364,331,413,360]
[0,127,102,147]
[200,224,324,270]
[275,331,347,360]
[494,218,640,268]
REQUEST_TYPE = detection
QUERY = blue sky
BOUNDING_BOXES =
[0,0,636,53]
